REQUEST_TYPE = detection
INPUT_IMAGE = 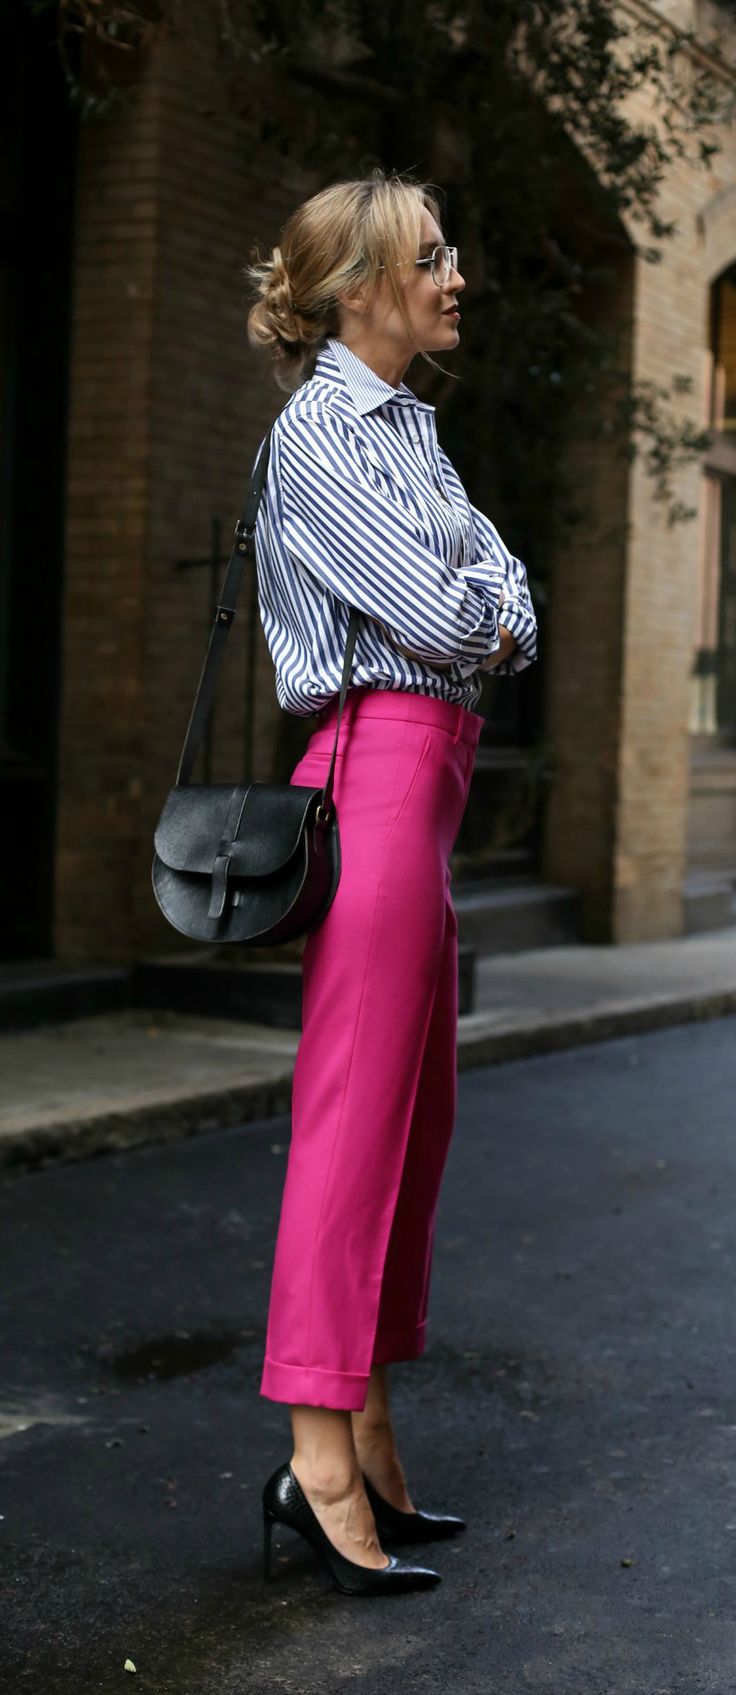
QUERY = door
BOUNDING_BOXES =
[0,1,77,957]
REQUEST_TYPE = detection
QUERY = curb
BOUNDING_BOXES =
[455,983,736,1067]
[2,984,735,1178]
[0,1069,295,1178]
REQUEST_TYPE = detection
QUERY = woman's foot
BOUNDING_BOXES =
[288,1456,390,1570]
[351,1417,416,1514]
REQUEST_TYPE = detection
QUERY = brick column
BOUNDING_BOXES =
[611,163,714,940]
[54,69,161,960]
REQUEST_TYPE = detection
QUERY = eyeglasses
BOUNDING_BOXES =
[417,245,458,287]
[378,245,459,288]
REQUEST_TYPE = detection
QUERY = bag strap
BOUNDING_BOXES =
[175,422,360,821]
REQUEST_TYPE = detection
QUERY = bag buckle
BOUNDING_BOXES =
[315,802,331,826]
[234,517,255,555]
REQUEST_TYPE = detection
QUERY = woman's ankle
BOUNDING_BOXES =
[289,1404,362,1500]
[352,1411,392,1436]
[290,1450,363,1501]
[351,1415,399,1460]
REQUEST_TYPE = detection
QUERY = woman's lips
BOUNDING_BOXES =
[442,308,460,317]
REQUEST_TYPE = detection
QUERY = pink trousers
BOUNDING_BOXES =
[259,686,484,1411]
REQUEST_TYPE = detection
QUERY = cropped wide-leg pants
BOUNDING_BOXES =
[259,685,484,1411]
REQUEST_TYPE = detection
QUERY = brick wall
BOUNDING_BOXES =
[55,6,323,960]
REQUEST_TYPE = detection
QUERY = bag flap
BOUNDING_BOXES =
[154,782,322,877]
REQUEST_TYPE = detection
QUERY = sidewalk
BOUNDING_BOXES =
[1,923,735,1175]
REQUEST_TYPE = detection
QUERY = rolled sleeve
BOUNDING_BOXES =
[275,408,504,670]
[466,499,538,676]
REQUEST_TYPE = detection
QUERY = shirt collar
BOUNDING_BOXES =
[314,336,435,418]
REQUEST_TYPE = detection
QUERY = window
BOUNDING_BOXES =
[710,262,736,435]
[691,266,736,744]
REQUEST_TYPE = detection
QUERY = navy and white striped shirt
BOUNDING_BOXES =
[252,336,537,717]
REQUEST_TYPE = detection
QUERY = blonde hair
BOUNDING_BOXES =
[244,167,446,392]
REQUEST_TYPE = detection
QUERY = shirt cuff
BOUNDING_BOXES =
[464,558,507,598]
[486,595,537,674]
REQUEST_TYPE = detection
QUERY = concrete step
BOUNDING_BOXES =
[683,869,736,934]
[0,959,131,1033]
[453,878,583,954]
[132,955,304,1030]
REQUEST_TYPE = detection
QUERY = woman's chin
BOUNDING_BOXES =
[417,323,461,355]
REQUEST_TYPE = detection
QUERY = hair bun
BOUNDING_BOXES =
[268,246,294,308]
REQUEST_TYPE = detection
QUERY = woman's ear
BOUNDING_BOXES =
[336,281,371,316]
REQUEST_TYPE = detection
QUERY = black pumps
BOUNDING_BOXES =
[362,1472,466,1544]
[262,1462,442,1595]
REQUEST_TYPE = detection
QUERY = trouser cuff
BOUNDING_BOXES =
[260,1354,370,1411]
[371,1319,427,1366]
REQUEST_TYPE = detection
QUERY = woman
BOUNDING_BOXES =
[244,168,537,1597]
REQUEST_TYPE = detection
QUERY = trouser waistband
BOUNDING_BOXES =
[314,686,485,747]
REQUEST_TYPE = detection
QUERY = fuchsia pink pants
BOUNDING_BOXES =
[259,686,484,1411]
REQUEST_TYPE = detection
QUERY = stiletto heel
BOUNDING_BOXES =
[361,1473,466,1544]
[262,1505,275,1581]
[261,1462,442,1595]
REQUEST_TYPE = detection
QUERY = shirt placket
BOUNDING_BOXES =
[408,414,452,503]
[415,411,473,567]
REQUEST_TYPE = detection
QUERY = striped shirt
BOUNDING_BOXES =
[251,335,537,717]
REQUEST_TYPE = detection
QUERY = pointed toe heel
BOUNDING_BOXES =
[263,1504,276,1582]
[261,1462,442,1595]
[362,1473,466,1544]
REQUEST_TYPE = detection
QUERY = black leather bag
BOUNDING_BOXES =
[151,425,360,946]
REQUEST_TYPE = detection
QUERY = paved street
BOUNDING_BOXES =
[2,1015,736,1694]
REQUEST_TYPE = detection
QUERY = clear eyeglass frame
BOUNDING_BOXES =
[378,244,459,288]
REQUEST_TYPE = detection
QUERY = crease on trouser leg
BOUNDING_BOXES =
[372,870,459,1366]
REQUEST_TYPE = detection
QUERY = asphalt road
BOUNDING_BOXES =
[2,1014,736,1694]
